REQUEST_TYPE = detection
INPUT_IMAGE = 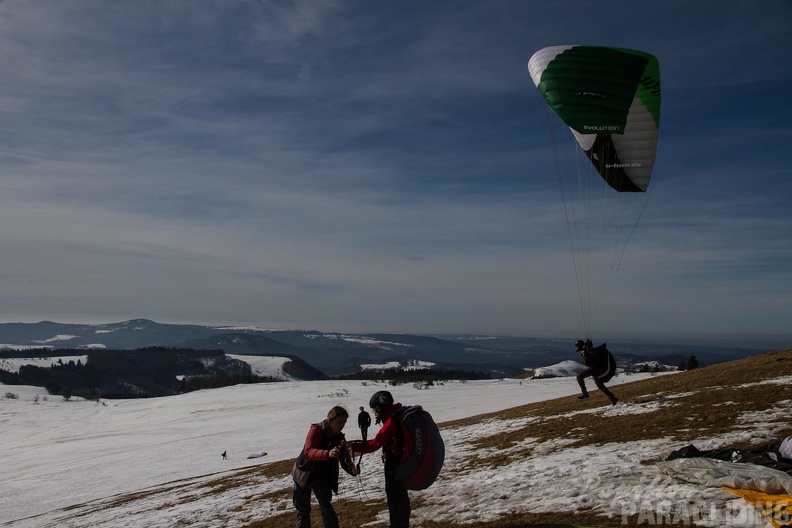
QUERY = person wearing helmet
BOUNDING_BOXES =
[575,339,618,405]
[350,391,411,528]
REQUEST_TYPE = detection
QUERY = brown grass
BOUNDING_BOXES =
[241,349,792,527]
[452,349,792,449]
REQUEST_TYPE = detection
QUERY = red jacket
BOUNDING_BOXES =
[358,403,403,462]
[303,421,343,462]
[302,420,354,493]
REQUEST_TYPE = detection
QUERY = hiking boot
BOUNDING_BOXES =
[577,392,589,400]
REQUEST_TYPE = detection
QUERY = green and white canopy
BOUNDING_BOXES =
[528,45,661,192]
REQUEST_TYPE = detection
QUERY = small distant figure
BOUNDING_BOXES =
[221,450,227,460]
[357,405,371,466]
[358,406,371,443]
[575,339,618,405]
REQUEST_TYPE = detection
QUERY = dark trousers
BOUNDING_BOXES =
[577,368,617,400]
[358,428,368,465]
[384,462,411,528]
[293,479,339,528]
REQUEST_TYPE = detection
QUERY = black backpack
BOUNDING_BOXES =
[591,343,616,383]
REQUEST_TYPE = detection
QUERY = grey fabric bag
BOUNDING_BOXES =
[291,450,313,488]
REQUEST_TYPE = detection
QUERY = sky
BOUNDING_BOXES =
[0,1,790,338]
[2,360,790,527]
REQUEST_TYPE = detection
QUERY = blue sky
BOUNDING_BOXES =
[0,1,790,339]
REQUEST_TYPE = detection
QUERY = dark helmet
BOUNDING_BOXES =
[575,339,586,349]
[369,390,394,410]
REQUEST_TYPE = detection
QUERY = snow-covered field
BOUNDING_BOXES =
[227,354,298,380]
[0,355,88,373]
[1,357,786,528]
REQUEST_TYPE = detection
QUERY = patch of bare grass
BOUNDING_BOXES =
[456,350,792,453]
[193,350,792,527]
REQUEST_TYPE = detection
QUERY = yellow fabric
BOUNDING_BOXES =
[723,486,792,528]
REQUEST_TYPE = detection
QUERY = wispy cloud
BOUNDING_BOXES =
[0,0,790,336]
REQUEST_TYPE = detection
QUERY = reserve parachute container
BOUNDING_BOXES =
[528,45,661,338]
[393,405,445,490]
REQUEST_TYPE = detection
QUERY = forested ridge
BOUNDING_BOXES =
[0,347,281,399]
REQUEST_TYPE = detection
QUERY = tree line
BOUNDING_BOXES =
[335,366,491,384]
[0,347,281,399]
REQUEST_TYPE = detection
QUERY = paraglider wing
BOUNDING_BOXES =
[528,45,661,192]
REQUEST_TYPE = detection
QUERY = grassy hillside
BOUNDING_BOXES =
[244,348,792,528]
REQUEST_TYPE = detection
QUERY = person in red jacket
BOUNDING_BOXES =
[351,391,411,528]
[293,406,358,528]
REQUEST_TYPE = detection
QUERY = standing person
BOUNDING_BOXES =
[357,406,371,466]
[575,339,619,405]
[292,406,358,528]
[350,391,411,528]
[358,406,371,442]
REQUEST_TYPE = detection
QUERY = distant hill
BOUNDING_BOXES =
[225,353,329,381]
[0,319,783,377]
